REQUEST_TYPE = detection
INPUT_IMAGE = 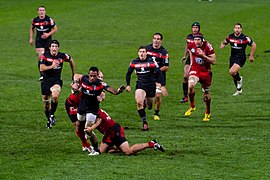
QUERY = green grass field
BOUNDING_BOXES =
[1,0,270,179]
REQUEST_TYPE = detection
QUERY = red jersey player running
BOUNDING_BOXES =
[184,35,216,121]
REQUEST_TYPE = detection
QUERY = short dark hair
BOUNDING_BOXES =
[193,34,204,41]
[153,32,163,40]
[235,22,242,28]
[38,6,46,10]
[138,46,147,51]
[50,40,60,47]
[89,66,99,73]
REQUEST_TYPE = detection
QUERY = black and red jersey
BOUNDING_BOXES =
[225,33,253,57]
[40,51,71,81]
[126,57,164,88]
[31,15,56,40]
[146,44,169,68]
[78,76,109,114]
[188,41,215,72]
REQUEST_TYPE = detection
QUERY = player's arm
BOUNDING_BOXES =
[106,85,125,95]
[73,74,83,82]
[125,66,134,92]
[84,118,102,133]
[29,22,35,46]
[249,41,256,62]
[40,57,60,72]
[204,53,216,65]
[69,58,76,80]
[41,25,58,39]
[181,44,188,62]
[220,37,229,48]
[47,25,58,37]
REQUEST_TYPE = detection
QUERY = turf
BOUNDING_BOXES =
[0,0,270,179]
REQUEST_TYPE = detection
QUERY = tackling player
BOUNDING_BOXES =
[84,108,165,155]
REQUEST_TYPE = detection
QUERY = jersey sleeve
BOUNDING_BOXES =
[125,62,134,85]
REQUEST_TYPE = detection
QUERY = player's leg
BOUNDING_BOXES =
[50,84,61,124]
[184,75,198,116]
[135,89,148,131]
[42,94,52,128]
[153,83,162,120]
[229,60,242,96]
[181,63,190,103]
[202,86,211,121]
[36,47,45,81]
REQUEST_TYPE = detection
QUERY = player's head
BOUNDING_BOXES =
[98,71,103,81]
[234,22,242,36]
[193,34,204,47]
[49,40,60,55]
[152,32,163,49]
[37,6,46,17]
[138,46,147,61]
[88,66,99,83]
[191,22,200,34]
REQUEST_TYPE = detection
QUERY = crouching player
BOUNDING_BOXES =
[84,108,165,155]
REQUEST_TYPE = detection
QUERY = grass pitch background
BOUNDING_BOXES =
[0,0,270,179]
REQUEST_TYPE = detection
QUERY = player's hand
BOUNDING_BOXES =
[116,85,125,95]
[29,39,34,46]
[181,56,186,63]
[220,44,226,48]
[249,56,254,62]
[161,86,168,96]
[51,60,60,69]
[41,33,49,39]
[126,85,131,92]
[84,127,92,133]
[197,48,204,56]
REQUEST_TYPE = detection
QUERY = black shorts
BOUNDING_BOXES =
[136,84,156,98]
[154,72,166,86]
[35,37,52,50]
[41,79,63,95]
[185,54,191,65]
[229,56,246,68]
[65,101,77,123]
[102,123,127,147]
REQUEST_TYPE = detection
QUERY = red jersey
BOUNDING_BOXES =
[96,109,117,136]
[66,92,82,108]
[187,41,214,72]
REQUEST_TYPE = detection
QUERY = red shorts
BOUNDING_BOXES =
[189,70,212,87]
[102,123,127,147]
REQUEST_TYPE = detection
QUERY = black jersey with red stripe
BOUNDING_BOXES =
[78,75,109,114]
[146,44,169,68]
[40,51,71,81]
[225,33,253,57]
[126,57,164,88]
[31,15,56,40]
